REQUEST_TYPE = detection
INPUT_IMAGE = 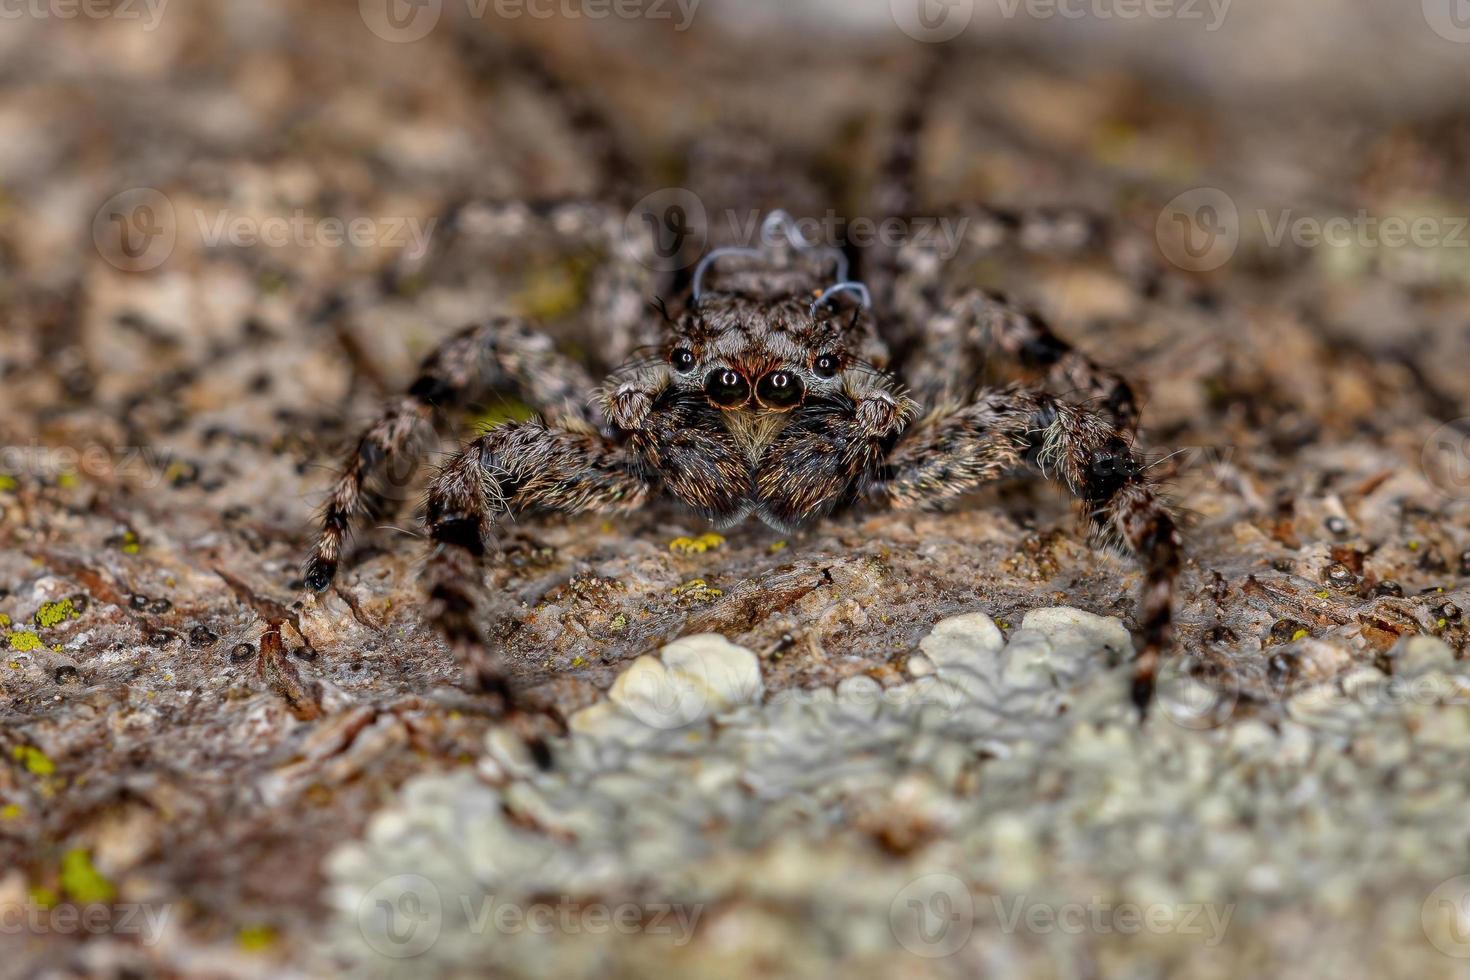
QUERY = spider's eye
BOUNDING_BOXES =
[704,369,750,408]
[756,371,805,410]
[670,348,697,373]
[813,354,841,378]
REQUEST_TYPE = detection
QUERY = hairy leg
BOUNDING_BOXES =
[420,421,657,700]
[303,316,600,592]
[897,287,1139,430]
[867,385,1181,710]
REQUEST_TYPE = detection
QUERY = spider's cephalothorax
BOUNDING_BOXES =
[301,51,1182,729]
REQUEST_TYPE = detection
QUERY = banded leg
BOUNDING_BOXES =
[900,287,1139,430]
[867,386,1181,711]
[303,316,599,592]
[421,421,656,701]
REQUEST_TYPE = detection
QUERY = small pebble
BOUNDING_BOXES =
[230,642,256,663]
[1439,602,1462,623]
[189,625,217,647]
[69,593,89,614]
[148,598,173,615]
[53,665,81,685]
[1460,549,1470,576]
[129,593,149,610]
[1324,516,1349,536]
[1373,581,1404,597]
[293,645,318,662]
[1324,563,1356,588]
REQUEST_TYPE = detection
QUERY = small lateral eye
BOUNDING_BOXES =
[671,348,697,373]
[813,354,840,378]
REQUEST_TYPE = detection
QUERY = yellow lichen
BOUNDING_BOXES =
[671,579,723,602]
[0,613,9,628]
[1291,629,1310,642]
[118,530,141,554]
[610,614,627,631]
[767,540,788,553]
[237,925,278,952]
[0,804,21,820]
[0,475,16,492]
[7,631,43,652]
[12,745,55,775]
[570,655,587,668]
[34,597,81,629]
[670,532,726,554]
[60,848,115,904]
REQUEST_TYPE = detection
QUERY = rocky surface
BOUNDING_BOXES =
[2,2,1469,977]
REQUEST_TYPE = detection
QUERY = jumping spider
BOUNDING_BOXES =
[302,52,1181,717]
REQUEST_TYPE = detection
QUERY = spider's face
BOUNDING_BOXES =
[666,293,853,415]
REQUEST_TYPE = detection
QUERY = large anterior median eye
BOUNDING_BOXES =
[755,370,804,409]
[670,348,697,373]
[704,369,750,407]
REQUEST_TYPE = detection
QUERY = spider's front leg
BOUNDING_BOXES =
[421,385,750,703]
[866,386,1182,712]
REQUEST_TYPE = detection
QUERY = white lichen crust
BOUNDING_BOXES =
[326,610,1470,978]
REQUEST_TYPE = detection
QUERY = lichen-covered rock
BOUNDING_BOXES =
[325,609,1470,978]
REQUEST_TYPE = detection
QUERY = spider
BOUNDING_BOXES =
[301,49,1182,720]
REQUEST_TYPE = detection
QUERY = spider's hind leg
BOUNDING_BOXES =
[303,316,600,592]
[896,286,1140,432]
